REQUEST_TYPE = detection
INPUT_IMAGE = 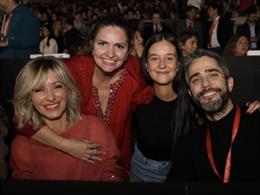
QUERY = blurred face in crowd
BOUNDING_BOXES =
[92,25,129,74]
[247,12,257,23]
[146,39,179,86]
[127,10,134,20]
[234,36,249,56]
[42,26,50,38]
[133,30,143,47]
[186,56,233,114]
[31,70,68,123]
[181,36,198,57]
[52,20,63,32]
[207,7,218,20]
[186,8,197,20]
[152,13,161,26]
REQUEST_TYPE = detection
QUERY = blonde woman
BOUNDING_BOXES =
[11,56,126,181]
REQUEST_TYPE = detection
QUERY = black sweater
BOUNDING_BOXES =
[168,106,260,182]
[133,95,177,161]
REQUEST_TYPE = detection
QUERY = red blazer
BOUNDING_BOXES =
[11,115,127,181]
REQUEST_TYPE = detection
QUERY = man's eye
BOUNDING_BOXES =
[211,73,218,77]
[191,78,199,84]
[97,41,106,46]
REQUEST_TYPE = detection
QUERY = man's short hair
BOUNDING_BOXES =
[151,8,162,17]
[184,49,230,84]
[207,1,223,15]
[186,5,198,13]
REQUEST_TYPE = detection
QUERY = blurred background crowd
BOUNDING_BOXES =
[0,0,260,57]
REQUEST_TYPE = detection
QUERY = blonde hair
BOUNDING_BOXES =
[14,56,81,129]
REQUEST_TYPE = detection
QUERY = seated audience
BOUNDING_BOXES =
[39,25,59,54]
[236,6,260,49]
[178,31,199,58]
[130,28,144,58]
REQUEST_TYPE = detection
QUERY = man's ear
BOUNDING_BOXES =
[227,76,234,92]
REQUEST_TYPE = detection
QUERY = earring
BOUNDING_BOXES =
[176,68,179,72]
[145,64,149,71]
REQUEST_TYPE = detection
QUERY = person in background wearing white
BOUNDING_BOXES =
[39,25,58,54]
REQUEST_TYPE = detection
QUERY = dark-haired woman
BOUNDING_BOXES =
[39,25,58,54]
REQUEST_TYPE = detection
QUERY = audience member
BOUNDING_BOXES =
[11,56,126,181]
[73,10,87,35]
[52,19,64,53]
[223,34,250,56]
[130,32,188,182]
[63,16,82,54]
[168,49,260,182]
[144,9,171,43]
[178,31,199,58]
[39,24,58,54]
[0,0,40,58]
[206,2,233,54]
[236,6,260,49]
[130,28,144,58]
[177,5,202,47]
[163,8,178,36]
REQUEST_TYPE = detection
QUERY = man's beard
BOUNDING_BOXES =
[192,87,230,114]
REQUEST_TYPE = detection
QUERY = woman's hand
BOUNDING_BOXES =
[60,138,105,164]
[32,126,105,164]
[246,100,260,114]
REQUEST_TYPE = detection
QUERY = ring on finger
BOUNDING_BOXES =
[92,148,97,156]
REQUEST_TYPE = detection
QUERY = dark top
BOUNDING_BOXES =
[133,95,177,161]
[167,106,260,182]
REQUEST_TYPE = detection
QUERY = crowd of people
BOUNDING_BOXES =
[1,0,260,58]
[0,0,259,189]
